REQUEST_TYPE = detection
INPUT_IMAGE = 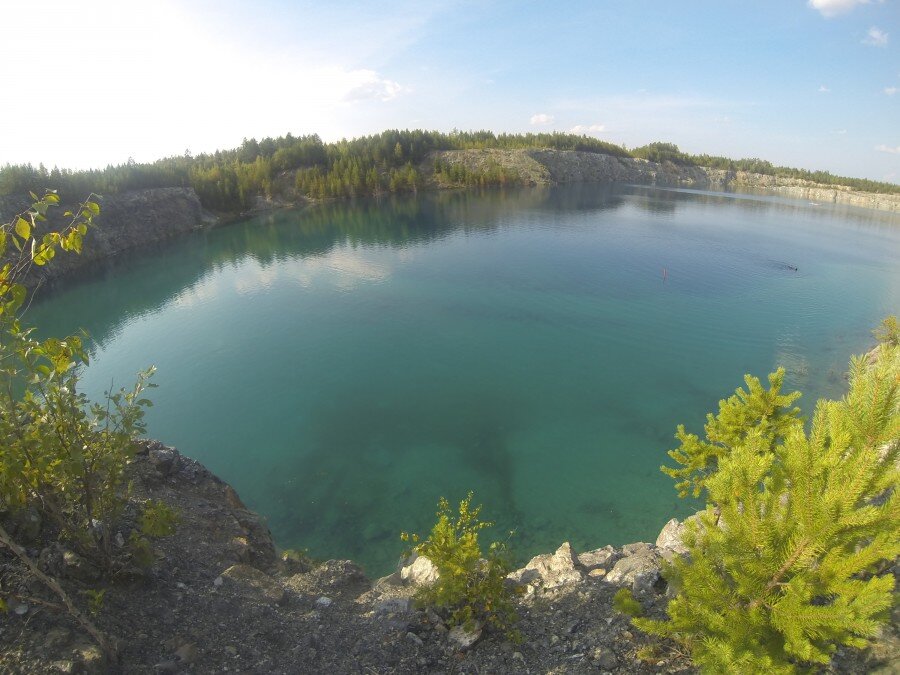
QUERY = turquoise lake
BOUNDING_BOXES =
[30,184,900,575]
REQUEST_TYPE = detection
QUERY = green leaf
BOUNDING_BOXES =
[9,284,26,311]
[14,217,30,241]
[86,201,100,216]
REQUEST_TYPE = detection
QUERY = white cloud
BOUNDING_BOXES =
[884,86,899,95]
[343,71,407,102]
[808,0,874,17]
[875,144,900,154]
[834,129,848,134]
[569,124,607,134]
[863,27,889,46]
[818,85,831,92]
[0,0,413,169]
[530,113,555,126]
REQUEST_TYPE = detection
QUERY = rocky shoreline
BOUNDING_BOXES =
[1,441,895,674]
[432,149,900,213]
[2,150,897,292]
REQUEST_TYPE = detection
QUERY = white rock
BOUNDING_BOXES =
[315,596,333,607]
[655,518,688,555]
[577,545,615,570]
[448,624,482,650]
[400,555,439,587]
[522,542,583,589]
[606,549,662,586]
[213,576,223,587]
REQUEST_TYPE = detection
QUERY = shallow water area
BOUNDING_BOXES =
[30,184,900,575]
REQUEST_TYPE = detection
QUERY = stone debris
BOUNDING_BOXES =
[2,440,893,674]
[221,563,285,604]
[512,542,584,590]
[448,623,483,651]
[577,545,617,570]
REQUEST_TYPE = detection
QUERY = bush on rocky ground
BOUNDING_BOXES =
[636,337,899,673]
[0,192,170,663]
[401,492,520,640]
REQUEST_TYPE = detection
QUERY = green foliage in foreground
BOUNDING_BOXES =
[0,193,156,571]
[402,492,519,639]
[637,344,900,673]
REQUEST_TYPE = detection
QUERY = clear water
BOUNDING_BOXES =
[29,184,900,575]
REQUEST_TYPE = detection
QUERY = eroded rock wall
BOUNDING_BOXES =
[432,149,900,212]
[1,187,214,288]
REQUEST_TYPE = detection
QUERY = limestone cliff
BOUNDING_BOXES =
[0,187,216,289]
[431,149,900,213]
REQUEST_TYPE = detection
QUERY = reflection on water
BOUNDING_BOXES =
[29,184,900,574]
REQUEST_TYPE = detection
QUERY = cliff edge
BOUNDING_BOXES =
[1,442,894,674]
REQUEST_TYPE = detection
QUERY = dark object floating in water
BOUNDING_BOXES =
[768,260,799,272]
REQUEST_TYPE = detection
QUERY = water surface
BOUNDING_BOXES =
[31,184,900,574]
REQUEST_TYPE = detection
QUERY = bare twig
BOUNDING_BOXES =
[0,522,117,663]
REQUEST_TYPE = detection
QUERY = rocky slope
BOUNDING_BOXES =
[1,153,896,289]
[1,442,895,674]
[0,188,216,289]
[431,149,900,212]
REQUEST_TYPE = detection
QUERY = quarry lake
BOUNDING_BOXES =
[31,184,900,574]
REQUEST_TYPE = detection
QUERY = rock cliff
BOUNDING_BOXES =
[1,153,896,290]
[0,188,215,289]
[432,149,900,213]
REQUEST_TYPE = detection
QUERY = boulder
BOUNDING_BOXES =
[655,518,688,555]
[577,545,616,570]
[399,554,439,587]
[606,546,663,598]
[517,542,583,589]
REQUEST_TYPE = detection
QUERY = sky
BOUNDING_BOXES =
[1,0,898,182]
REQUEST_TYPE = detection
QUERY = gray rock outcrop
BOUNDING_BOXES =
[1,187,215,289]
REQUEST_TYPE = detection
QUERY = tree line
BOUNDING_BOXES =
[2,132,896,213]
[631,141,899,194]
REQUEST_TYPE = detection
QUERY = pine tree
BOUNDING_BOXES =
[637,345,900,673]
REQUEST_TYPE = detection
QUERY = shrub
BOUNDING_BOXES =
[0,192,157,569]
[0,191,163,661]
[873,315,899,348]
[636,343,900,673]
[613,587,644,617]
[401,492,519,638]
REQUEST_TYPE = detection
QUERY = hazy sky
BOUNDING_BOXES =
[2,0,897,182]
